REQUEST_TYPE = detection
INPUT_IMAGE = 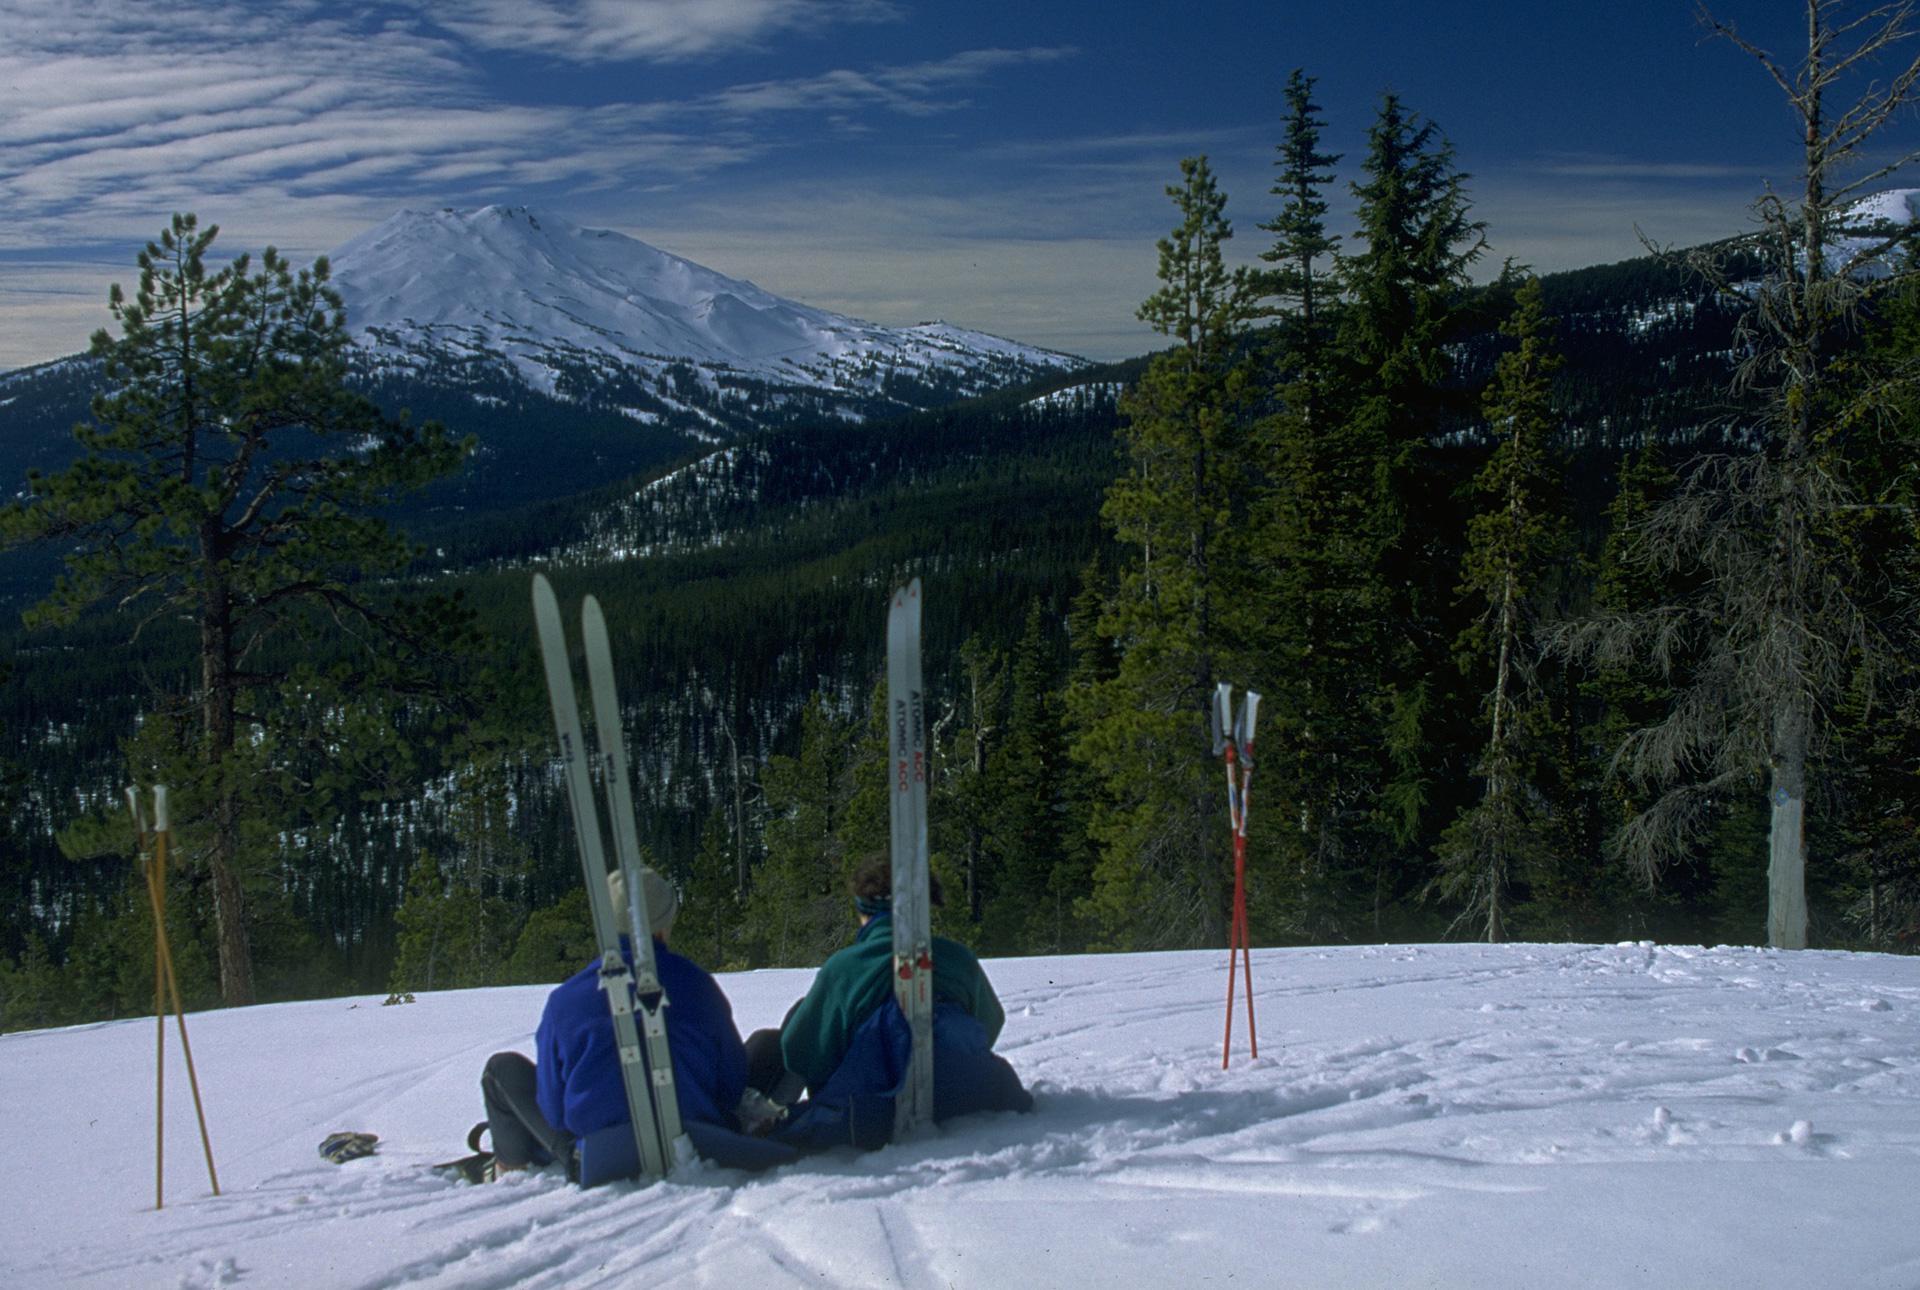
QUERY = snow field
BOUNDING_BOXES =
[3,942,1918,1288]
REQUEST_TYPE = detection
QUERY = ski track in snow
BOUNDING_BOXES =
[6,943,1920,1289]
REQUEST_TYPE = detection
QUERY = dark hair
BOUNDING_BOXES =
[851,855,943,909]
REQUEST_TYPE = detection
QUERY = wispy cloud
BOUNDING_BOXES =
[704,47,1076,118]
[0,1,1066,251]
[421,0,901,64]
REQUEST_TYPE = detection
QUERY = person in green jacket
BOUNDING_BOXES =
[745,857,1030,1140]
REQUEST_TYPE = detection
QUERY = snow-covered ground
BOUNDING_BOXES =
[5,942,1918,1289]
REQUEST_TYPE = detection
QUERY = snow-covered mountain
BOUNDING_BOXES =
[329,206,1085,441]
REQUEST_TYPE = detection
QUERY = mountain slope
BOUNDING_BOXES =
[331,205,1086,437]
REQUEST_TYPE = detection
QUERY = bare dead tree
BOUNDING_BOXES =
[1556,1,1920,947]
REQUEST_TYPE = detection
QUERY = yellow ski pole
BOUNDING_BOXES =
[133,786,222,1205]
[153,788,220,1198]
[129,789,164,1210]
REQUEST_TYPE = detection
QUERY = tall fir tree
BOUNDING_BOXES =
[1435,277,1569,941]
[984,600,1074,952]
[1338,95,1487,863]
[0,664,20,960]
[935,635,1008,928]
[677,808,750,970]
[1078,157,1258,948]
[1826,274,1920,948]
[1256,67,1343,404]
[1248,68,1354,938]
[1057,566,1117,949]
[1265,95,1486,937]
[1571,445,1711,939]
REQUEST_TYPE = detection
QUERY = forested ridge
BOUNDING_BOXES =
[4,8,1918,1029]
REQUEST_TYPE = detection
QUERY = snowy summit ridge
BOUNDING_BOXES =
[328,206,1081,421]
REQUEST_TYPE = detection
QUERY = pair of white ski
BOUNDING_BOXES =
[532,574,687,1182]
[534,574,936,1181]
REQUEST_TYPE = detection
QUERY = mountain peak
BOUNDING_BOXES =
[325,205,1078,405]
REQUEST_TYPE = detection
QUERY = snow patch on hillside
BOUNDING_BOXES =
[1835,187,1920,277]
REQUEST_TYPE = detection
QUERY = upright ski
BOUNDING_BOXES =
[886,578,934,1139]
[581,595,687,1167]
[532,574,683,1183]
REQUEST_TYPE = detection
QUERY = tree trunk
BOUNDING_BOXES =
[1767,697,1810,949]
[200,557,256,1006]
[1484,545,1520,944]
[1763,0,1827,952]
[721,721,749,897]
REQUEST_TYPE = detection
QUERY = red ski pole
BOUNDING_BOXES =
[1215,686,1261,1068]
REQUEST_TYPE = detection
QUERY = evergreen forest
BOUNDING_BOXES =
[3,21,1918,1031]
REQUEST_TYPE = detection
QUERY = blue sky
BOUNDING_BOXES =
[1,0,1910,369]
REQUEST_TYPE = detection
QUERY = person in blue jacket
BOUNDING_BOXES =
[748,857,1032,1150]
[475,866,752,1179]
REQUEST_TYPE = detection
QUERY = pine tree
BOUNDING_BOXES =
[676,809,747,969]
[936,635,1007,928]
[0,215,470,1004]
[841,674,898,912]
[1056,567,1115,949]
[1249,70,1352,938]
[747,692,858,966]
[0,934,63,1032]
[985,600,1073,951]
[1569,445,1711,938]
[1078,157,1257,947]
[1257,67,1343,399]
[1827,277,1920,948]
[389,852,515,993]
[0,664,20,949]
[506,888,596,986]
[1435,278,1569,940]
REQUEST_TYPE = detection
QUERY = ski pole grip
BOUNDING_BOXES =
[1236,692,1261,758]
[1211,683,1232,756]
[153,785,169,833]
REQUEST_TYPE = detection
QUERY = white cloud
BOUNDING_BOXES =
[0,0,1062,264]
[707,46,1074,118]
[420,0,900,64]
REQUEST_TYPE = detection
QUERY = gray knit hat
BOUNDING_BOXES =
[607,865,679,939]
